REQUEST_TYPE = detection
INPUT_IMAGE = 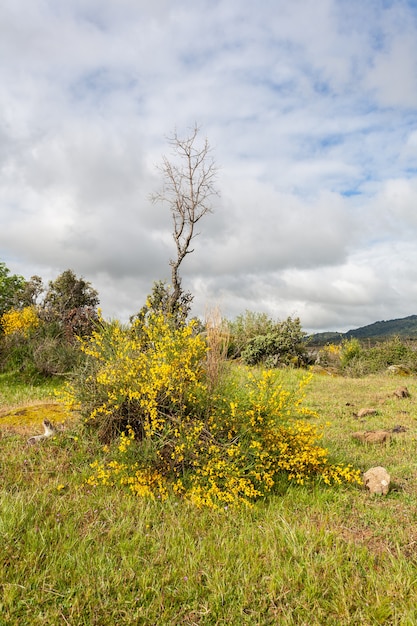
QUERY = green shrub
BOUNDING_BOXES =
[341,336,417,376]
[227,311,275,358]
[0,267,99,380]
[229,312,307,367]
[132,280,194,329]
[0,317,84,380]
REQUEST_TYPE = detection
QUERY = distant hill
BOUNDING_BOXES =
[308,314,417,345]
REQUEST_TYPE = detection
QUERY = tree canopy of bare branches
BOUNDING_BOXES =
[152,125,218,317]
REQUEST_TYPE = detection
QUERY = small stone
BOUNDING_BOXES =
[393,386,410,398]
[352,430,391,444]
[363,466,390,495]
[387,365,411,375]
[363,430,391,444]
[392,424,407,433]
[356,408,378,418]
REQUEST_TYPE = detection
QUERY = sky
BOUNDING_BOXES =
[2,0,417,333]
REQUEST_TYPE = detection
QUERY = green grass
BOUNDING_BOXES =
[1,371,417,625]
[0,372,63,408]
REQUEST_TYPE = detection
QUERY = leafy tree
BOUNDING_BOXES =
[0,262,25,318]
[19,275,44,308]
[44,269,99,318]
[151,125,218,321]
[42,269,100,340]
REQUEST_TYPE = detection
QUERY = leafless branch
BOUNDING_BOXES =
[151,124,219,315]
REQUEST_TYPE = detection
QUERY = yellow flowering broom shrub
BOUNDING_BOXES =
[1,306,40,336]
[64,311,207,441]
[64,313,361,508]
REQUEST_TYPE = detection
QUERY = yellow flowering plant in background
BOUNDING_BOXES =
[1,306,40,336]
[65,312,361,508]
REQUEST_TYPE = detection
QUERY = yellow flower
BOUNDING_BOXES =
[1,306,40,336]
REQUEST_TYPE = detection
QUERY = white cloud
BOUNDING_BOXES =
[2,0,417,332]
[365,4,417,108]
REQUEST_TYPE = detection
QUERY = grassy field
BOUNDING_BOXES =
[1,370,417,625]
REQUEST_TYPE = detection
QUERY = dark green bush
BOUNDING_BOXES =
[230,314,307,367]
[227,311,275,358]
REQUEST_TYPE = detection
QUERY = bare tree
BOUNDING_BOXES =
[152,124,218,317]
